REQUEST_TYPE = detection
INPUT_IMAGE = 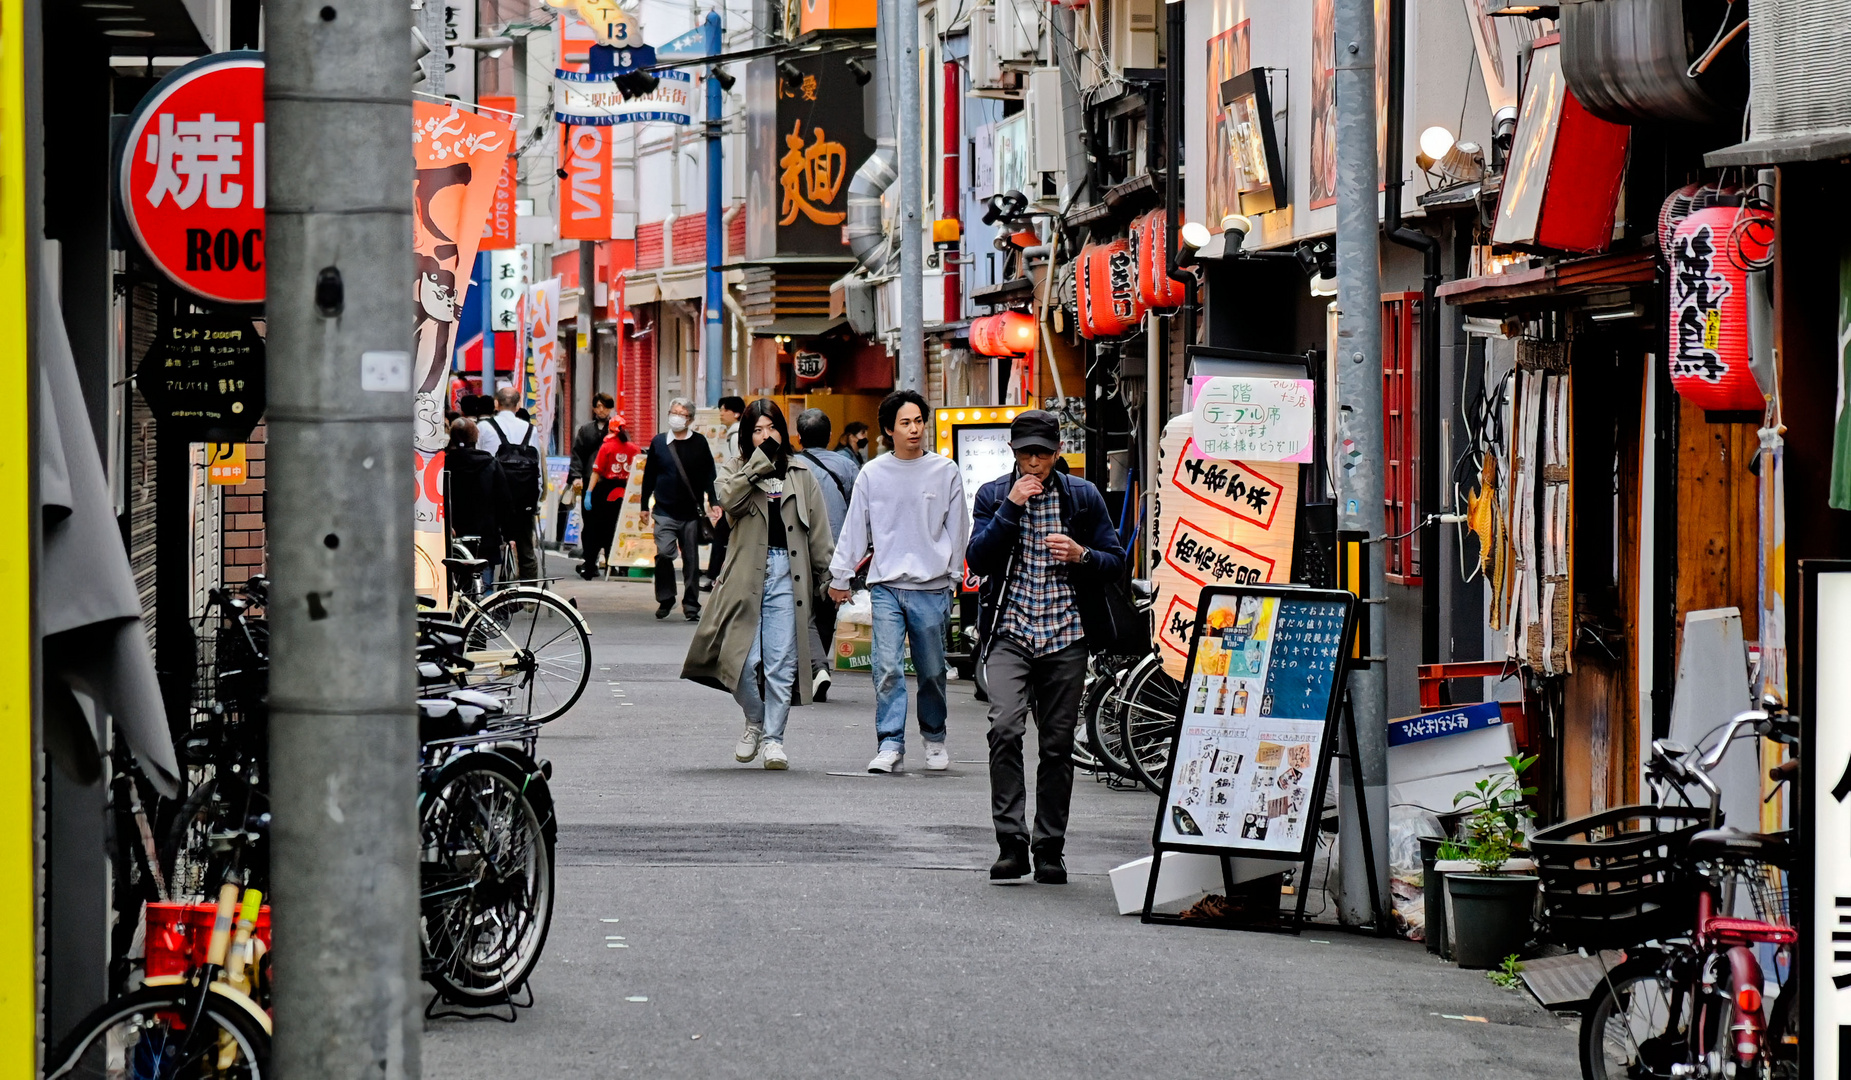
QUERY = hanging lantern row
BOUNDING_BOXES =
[1131,210,1189,310]
[970,309,1039,357]
[1665,204,1771,413]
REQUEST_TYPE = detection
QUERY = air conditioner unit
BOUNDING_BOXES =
[1108,0,1159,72]
[1024,66,1066,199]
[1746,0,1851,145]
[969,3,1007,93]
[994,0,1042,63]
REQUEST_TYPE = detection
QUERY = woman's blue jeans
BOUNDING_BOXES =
[733,548,796,743]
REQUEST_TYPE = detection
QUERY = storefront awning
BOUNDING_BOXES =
[621,267,707,306]
[749,316,847,338]
[1436,249,1655,313]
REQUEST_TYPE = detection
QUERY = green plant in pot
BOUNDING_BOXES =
[1444,754,1541,969]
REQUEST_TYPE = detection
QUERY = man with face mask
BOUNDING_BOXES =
[639,397,719,620]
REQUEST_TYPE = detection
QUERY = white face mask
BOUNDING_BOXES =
[667,414,689,433]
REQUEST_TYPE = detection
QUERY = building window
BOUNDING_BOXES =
[1382,292,1421,584]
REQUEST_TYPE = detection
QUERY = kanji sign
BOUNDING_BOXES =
[769,48,873,257]
[793,351,827,380]
[1192,376,1316,463]
[1163,517,1277,591]
[118,52,266,305]
[1170,452,1287,529]
[206,442,247,485]
[135,310,266,442]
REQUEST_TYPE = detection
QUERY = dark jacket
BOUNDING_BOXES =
[638,431,718,520]
[445,446,519,552]
[567,417,609,487]
[966,469,1127,659]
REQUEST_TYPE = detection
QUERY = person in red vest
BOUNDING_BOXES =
[576,416,643,580]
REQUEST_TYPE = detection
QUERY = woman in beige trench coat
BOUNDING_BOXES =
[681,400,835,769]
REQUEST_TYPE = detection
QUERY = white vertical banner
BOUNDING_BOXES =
[490,249,523,333]
[527,276,562,458]
[443,0,475,102]
[1813,569,1851,1077]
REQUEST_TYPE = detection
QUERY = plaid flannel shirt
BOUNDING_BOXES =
[997,488,1084,656]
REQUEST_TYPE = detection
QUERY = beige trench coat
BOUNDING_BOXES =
[681,447,835,702]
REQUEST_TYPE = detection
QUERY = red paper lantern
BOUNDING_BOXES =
[1666,204,1771,413]
[1076,238,1140,339]
[970,310,1039,357]
[1131,211,1188,310]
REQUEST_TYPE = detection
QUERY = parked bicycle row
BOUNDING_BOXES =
[48,549,593,1077]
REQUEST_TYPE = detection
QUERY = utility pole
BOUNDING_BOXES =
[266,0,421,1073]
[894,0,923,392]
[703,9,724,406]
[1332,0,1390,928]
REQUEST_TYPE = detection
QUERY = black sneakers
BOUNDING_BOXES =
[655,602,673,619]
[1032,839,1067,885]
[989,837,1031,884]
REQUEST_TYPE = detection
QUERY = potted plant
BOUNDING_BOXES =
[1443,754,1541,969]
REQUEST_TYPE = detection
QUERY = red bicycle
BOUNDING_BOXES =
[1539,703,1800,1080]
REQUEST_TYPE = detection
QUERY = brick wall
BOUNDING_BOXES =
[636,221,665,271]
[221,425,266,584]
[669,213,706,267]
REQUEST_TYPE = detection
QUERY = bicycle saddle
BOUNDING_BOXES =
[442,556,489,573]
[1688,827,1794,868]
[1129,578,1156,603]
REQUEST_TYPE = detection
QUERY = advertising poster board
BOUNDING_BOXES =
[1802,561,1851,1079]
[1142,583,1354,932]
[1152,413,1300,678]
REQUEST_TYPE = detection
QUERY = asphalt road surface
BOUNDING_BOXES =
[424,568,1580,1078]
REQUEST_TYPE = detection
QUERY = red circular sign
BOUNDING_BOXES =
[119,53,266,304]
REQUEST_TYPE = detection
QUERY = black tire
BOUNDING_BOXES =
[48,984,269,1079]
[1118,655,1181,794]
[1084,661,1138,780]
[420,751,555,1005]
[463,588,592,723]
[1580,952,1696,1080]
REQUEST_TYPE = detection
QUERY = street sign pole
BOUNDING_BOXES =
[266,0,421,1072]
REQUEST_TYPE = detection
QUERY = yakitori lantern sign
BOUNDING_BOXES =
[1076,239,1139,339]
[1132,211,1187,310]
[970,310,1038,357]
[1667,204,1771,413]
[119,52,266,305]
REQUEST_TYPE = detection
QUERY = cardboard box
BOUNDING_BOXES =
[832,621,914,674]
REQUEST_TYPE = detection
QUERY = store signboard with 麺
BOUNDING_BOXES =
[1141,583,1355,930]
[1802,561,1851,1079]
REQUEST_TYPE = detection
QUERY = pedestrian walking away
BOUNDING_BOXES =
[795,408,860,704]
[682,400,836,771]
[705,395,745,591]
[827,389,969,774]
[442,417,521,590]
[576,417,641,580]
[638,397,720,620]
[966,409,1127,885]
[476,385,543,581]
[565,391,614,546]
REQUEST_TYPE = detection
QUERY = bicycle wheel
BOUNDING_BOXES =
[1119,655,1181,794]
[1580,953,1696,1080]
[1084,661,1137,780]
[48,985,269,1079]
[1070,669,1103,772]
[421,752,555,1005]
[462,588,591,722]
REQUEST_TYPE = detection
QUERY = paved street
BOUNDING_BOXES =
[424,569,1581,1077]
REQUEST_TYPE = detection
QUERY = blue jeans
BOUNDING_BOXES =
[733,548,796,743]
[870,584,950,753]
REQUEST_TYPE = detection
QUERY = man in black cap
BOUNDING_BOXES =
[965,409,1126,884]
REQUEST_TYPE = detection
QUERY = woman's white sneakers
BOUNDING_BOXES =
[867,748,904,773]
[924,742,950,771]
[735,724,764,763]
[762,742,789,769]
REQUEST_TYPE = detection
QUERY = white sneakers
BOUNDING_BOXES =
[869,743,950,773]
[735,724,764,763]
[762,742,789,770]
[812,669,831,703]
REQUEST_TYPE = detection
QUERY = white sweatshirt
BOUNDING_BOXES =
[828,451,970,592]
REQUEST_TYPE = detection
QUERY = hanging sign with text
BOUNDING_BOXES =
[135,310,266,442]
[117,51,266,304]
[1191,376,1316,463]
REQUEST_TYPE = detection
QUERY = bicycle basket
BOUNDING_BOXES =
[1531,805,1709,952]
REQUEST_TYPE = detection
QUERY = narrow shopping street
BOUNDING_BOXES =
[424,571,1576,1078]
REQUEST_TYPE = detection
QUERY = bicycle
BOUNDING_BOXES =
[440,537,593,724]
[50,819,272,1078]
[1547,701,1801,1080]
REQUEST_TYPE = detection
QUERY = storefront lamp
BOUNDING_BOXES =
[1416,126,1484,183]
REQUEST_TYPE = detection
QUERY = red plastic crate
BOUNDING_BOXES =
[145,901,272,979]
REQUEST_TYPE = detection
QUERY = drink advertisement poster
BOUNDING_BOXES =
[1156,586,1354,860]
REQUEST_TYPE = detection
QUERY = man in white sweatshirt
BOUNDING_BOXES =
[828,390,970,773]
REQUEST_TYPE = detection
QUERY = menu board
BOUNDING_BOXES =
[135,309,267,442]
[1156,586,1353,859]
[954,424,1015,521]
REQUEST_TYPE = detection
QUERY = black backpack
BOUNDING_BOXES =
[485,417,542,514]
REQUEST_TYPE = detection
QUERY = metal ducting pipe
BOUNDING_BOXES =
[846,144,897,269]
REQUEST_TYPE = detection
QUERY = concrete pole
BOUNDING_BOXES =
[894,0,924,392]
[703,10,724,406]
[265,0,420,1074]
[1332,0,1390,927]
